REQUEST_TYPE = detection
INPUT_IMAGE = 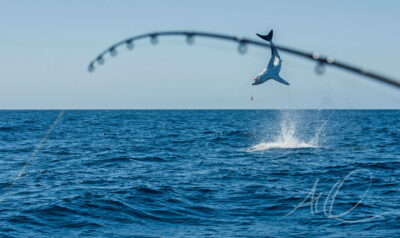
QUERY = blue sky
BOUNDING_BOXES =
[1,0,399,109]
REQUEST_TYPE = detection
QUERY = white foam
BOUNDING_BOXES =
[248,139,316,152]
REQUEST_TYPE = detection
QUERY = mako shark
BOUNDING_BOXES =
[252,30,289,86]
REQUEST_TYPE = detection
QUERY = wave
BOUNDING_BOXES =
[0,126,17,131]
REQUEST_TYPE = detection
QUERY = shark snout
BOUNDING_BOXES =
[252,78,260,85]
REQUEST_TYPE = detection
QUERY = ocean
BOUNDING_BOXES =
[0,110,399,237]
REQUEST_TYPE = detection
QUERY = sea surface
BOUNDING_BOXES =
[0,110,399,237]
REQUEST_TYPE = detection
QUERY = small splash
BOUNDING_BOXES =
[247,112,326,152]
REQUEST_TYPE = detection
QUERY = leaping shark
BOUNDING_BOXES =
[252,30,289,86]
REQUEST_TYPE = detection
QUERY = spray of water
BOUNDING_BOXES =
[247,112,326,152]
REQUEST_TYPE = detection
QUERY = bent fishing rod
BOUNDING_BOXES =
[87,31,400,90]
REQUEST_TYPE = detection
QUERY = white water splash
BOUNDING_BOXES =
[247,113,326,152]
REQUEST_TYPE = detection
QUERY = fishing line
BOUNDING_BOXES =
[0,110,65,203]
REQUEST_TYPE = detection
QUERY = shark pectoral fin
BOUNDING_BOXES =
[273,76,290,86]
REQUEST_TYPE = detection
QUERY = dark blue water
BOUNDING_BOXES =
[0,110,399,237]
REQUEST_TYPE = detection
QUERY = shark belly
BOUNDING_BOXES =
[258,72,272,84]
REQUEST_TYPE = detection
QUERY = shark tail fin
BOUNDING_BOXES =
[256,30,273,41]
[273,75,290,86]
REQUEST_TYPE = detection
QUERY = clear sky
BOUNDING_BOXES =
[1,0,399,109]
